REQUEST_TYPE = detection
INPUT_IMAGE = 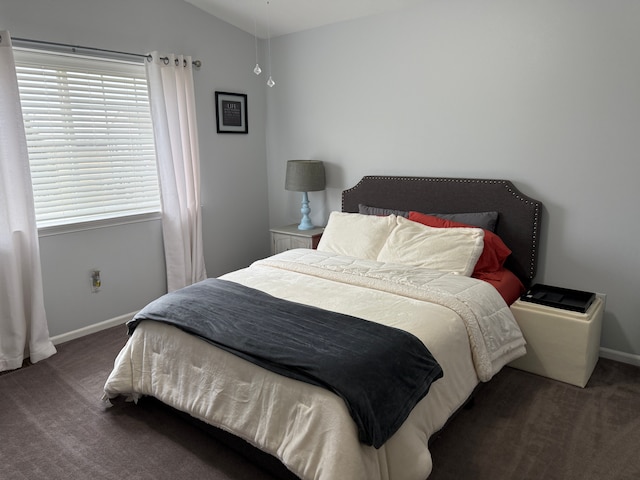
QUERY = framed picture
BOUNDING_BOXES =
[215,91,248,134]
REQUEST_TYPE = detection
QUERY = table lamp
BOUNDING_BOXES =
[285,160,326,230]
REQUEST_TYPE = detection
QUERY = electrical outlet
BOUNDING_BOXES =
[90,269,101,293]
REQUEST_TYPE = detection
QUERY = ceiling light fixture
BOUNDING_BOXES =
[266,0,275,87]
[252,0,261,75]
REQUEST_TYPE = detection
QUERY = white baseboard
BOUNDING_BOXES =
[50,312,136,346]
[600,347,640,367]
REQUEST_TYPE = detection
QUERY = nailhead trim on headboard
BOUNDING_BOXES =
[504,183,541,280]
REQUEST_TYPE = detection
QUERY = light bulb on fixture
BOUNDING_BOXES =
[267,76,275,87]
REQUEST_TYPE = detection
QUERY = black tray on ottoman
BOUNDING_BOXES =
[520,284,596,313]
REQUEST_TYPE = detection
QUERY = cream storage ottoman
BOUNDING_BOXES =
[509,296,604,388]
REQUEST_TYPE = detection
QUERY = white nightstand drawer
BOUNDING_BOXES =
[509,296,604,387]
[270,224,324,255]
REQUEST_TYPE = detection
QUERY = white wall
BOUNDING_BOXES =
[1,0,270,336]
[266,1,640,357]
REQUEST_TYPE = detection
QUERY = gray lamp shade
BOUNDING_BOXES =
[285,160,326,192]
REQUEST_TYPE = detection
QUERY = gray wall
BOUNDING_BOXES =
[1,0,270,337]
[3,0,639,361]
[265,1,640,359]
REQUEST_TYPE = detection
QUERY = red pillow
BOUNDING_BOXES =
[408,211,511,274]
[473,268,525,305]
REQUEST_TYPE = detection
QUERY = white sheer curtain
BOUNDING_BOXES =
[145,52,207,292]
[0,31,56,372]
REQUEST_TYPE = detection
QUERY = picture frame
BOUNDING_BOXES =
[215,91,248,134]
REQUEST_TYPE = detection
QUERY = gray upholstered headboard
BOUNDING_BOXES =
[342,176,542,287]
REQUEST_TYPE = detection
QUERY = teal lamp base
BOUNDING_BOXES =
[297,191,314,230]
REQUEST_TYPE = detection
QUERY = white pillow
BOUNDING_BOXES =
[377,216,484,276]
[317,212,397,260]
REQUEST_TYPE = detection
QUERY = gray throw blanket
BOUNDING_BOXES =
[128,278,444,448]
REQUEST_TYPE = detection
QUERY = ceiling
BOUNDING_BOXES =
[184,0,420,39]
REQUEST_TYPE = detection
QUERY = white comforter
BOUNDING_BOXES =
[104,249,525,480]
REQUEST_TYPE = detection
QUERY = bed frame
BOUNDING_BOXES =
[342,176,542,287]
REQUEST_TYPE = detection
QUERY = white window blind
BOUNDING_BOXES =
[14,49,160,228]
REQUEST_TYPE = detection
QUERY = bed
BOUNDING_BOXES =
[104,175,542,480]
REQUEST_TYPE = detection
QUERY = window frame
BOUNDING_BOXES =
[14,47,162,235]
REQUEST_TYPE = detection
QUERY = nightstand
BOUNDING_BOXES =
[270,224,324,255]
[509,295,604,387]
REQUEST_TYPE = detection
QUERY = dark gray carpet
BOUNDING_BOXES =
[429,357,640,480]
[0,325,284,480]
[1,325,639,479]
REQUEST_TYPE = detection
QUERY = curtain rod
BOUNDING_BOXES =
[12,37,202,68]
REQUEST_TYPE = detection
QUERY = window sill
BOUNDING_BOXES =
[38,212,162,237]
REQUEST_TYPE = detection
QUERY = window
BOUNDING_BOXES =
[14,49,160,229]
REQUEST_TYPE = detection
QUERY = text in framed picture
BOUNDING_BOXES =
[215,91,248,134]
